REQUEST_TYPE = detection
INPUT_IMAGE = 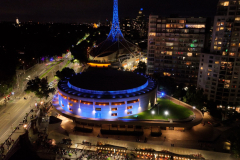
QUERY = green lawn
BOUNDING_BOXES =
[122,98,193,120]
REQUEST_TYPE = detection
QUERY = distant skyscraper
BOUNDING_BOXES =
[16,17,19,24]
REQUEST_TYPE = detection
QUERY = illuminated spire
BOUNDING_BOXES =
[107,0,124,41]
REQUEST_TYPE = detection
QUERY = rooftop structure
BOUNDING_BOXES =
[89,0,139,64]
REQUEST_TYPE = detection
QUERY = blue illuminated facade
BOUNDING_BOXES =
[54,73,157,120]
[107,0,124,41]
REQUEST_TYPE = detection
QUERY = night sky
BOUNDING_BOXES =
[0,0,219,23]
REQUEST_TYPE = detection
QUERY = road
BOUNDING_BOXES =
[0,58,74,146]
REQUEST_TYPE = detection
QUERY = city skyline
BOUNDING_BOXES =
[1,0,218,23]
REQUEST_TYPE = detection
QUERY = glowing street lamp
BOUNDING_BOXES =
[164,111,169,116]
[151,110,155,119]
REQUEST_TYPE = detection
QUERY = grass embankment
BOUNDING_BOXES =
[122,98,193,120]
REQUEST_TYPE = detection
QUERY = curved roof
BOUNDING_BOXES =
[69,70,147,91]
[90,38,138,59]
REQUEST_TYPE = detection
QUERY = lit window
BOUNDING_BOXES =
[214,46,217,50]
[163,72,171,76]
[187,52,192,57]
[149,32,156,36]
[222,51,227,55]
[220,27,224,30]
[215,61,219,64]
[111,108,118,111]
[221,22,224,25]
[201,67,203,70]
[235,17,240,21]
[166,51,172,55]
[69,108,73,111]
[166,42,173,46]
[224,1,229,6]
[127,111,132,115]
[217,22,221,26]
[229,53,235,56]
[208,73,211,76]
[179,20,185,23]
[214,41,217,45]
[127,106,133,109]
[217,47,221,50]
[216,27,220,31]
[218,42,222,45]
[68,102,73,107]
[95,108,101,111]
[111,113,117,116]
[231,43,236,46]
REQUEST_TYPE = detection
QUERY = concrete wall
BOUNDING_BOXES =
[58,87,157,119]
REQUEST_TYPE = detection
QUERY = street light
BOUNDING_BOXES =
[164,110,169,116]
[151,110,155,119]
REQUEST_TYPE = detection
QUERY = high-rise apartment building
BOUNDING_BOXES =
[147,15,207,85]
[132,8,147,38]
[120,17,132,36]
[197,0,240,108]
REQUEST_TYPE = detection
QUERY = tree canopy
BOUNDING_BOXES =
[55,67,75,81]
[25,77,55,100]
[135,61,146,74]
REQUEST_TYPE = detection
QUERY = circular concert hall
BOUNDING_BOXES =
[54,70,157,120]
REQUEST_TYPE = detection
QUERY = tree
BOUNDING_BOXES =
[25,77,55,100]
[229,129,240,158]
[135,61,146,74]
[157,76,176,95]
[55,67,75,81]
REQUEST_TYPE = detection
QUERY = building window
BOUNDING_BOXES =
[127,111,132,115]
[166,51,172,55]
[217,47,221,50]
[127,106,133,109]
[69,108,73,112]
[222,51,227,56]
[208,65,212,68]
[127,99,139,104]
[214,46,217,50]
[209,60,213,63]
[215,61,219,64]
[62,104,64,107]
[187,52,192,57]
[223,1,229,6]
[95,108,101,111]
[229,53,235,56]
[68,102,73,107]
[111,113,117,116]
[111,108,118,111]
[220,27,224,30]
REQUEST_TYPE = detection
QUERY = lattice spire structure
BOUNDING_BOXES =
[107,0,124,41]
